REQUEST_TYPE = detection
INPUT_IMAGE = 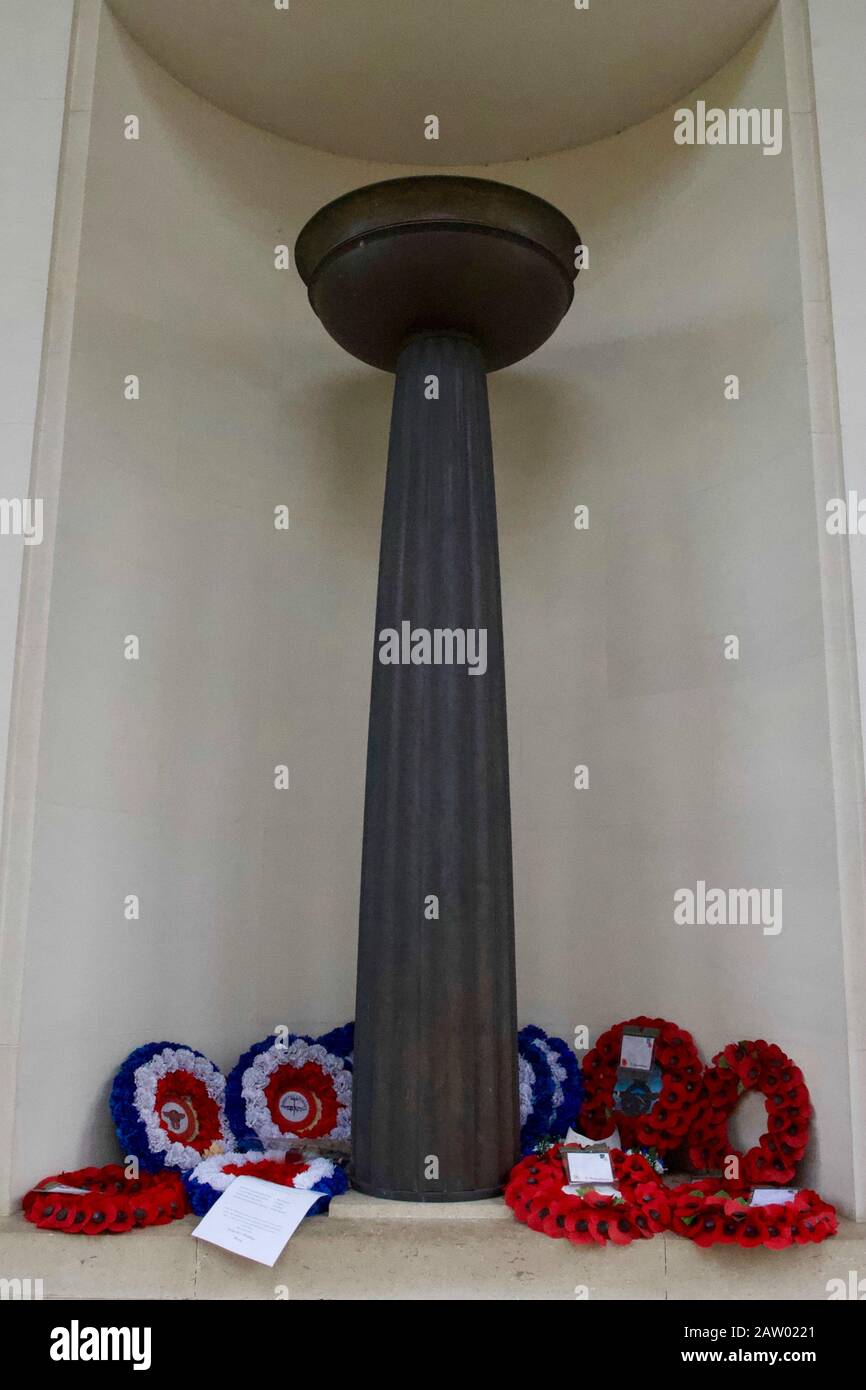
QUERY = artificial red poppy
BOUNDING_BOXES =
[687,1039,810,1183]
[23,1165,188,1235]
[505,1145,667,1247]
[667,1179,834,1251]
[578,1016,703,1154]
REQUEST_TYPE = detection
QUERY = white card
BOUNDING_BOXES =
[565,1125,621,1150]
[750,1187,797,1207]
[38,1183,90,1195]
[562,1183,621,1197]
[565,1150,615,1184]
[192,1176,320,1266]
[619,1033,655,1071]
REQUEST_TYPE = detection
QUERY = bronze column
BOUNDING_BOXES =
[295,177,579,1198]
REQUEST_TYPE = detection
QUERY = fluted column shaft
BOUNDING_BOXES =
[351,333,519,1200]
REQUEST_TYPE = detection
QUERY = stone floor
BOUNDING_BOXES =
[3,1191,864,1299]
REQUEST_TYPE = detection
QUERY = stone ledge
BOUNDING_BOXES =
[328,1190,511,1220]
[2,1211,864,1301]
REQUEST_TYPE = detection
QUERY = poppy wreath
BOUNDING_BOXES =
[518,1025,584,1154]
[184,1148,348,1217]
[110,1042,234,1173]
[23,1165,188,1235]
[667,1177,837,1250]
[225,1027,353,1150]
[578,1016,703,1154]
[686,1040,810,1184]
[505,1144,671,1246]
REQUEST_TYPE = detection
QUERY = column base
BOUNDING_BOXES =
[350,1177,505,1202]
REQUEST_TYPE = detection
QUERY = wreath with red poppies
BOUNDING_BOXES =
[686,1040,810,1184]
[667,1177,836,1250]
[23,1165,188,1235]
[184,1147,347,1216]
[109,1042,234,1172]
[225,1030,351,1149]
[505,1144,671,1246]
[578,1016,703,1154]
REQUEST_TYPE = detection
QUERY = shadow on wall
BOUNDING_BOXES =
[303,370,394,524]
[491,370,577,520]
[301,367,578,535]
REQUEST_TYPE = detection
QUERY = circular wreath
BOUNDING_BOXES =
[110,1042,234,1173]
[518,1025,583,1154]
[686,1039,810,1183]
[184,1148,348,1217]
[317,1020,354,1064]
[506,1144,671,1246]
[578,1016,703,1154]
[667,1177,836,1250]
[226,1029,352,1150]
[23,1165,188,1235]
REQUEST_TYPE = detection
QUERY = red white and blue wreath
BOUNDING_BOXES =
[184,1148,348,1217]
[110,1042,234,1173]
[226,1026,353,1149]
[518,1024,583,1154]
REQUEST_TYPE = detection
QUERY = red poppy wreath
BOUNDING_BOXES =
[578,1016,703,1154]
[505,1145,671,1247]
[23,1165,188,1234]
[686,1040,810,1184]
[667,1177,836,1250]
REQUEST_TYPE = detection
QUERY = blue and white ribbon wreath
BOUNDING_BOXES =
[184,1148,348,1217]
[226,1027,353,1150]
[110,1042,234,1173]
[518,1024,583,1154]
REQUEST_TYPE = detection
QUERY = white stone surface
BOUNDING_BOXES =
[1,1208,864,1301]
[328,1190,511,1221]
[1,3,863,1226]
[0,0,76,1219]
[800,0,866,1221]
[105,0,775,165]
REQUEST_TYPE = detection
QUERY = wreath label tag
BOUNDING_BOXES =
[619,1027,658,1072]
[750,1187,797,1207]
[562,1144,614,1186]
[614,1026,661,1118]
[565,1124,622,1150]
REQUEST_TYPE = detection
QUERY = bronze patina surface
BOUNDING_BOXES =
[295,175,580,372]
